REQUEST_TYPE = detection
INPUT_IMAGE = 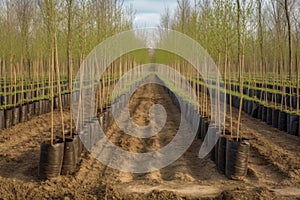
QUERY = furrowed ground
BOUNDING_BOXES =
[0,83,300,200]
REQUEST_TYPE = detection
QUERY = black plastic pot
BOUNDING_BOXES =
[3,95,12,105]
[242,99,248,113]
[272,109,280,128]
[0,110,4,130]
[42,100,46,114]
[247,100,253,115]
[38,100,43,115]
[287,114,299,135]
[65,93,69,106]
[262,106,267,122]
[257,105,263,119]
[278,111,287,132]
[256,90,261,99]
[44,88,49,96]
[266,107,273,125]
[267,92,272,102]
[197,118,202,139]
[218,136,227,173]
[46,99,51,113]
[251,102,259,118]
[206,125,220,163]
[226,93,230,104]
[54,97,59,109]
[38,139,64,179]
[200,118,209,140]
[20,104,28,123]
[61,95,65,108]
[32,90,37,99]
[275,94,282,104]
[248,89,254,97]
[291,96,297,109]
[61,138,76,175]
[214,138,219,165]
[225,139,250,180]
[27,103,34,120]
[15,93,21,104]
[65,131,81,164]
[12,106,20,126]
[4,108,12,129]
[34,101,40,116]
[232,96,240,109]
[43,100,50,113]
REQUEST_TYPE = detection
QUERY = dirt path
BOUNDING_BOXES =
[101,83,232,199]
[0,82,300,199]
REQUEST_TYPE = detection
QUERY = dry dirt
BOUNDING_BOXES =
[0,82,300,199]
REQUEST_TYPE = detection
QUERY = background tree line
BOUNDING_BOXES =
[0,0,134,80]
[160,0,300,84]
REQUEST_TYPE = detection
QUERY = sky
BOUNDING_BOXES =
[123,0,178,28]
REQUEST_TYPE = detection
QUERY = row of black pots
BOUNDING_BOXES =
[38,132,83,179]
[76,108,112,149]
[192,81,300,103]
[247,90,298,109]
[195,114,250,180]
[252,82,299,94]
[38,103,115,180]
[193,81,300,111]
[224,81,299,97]
[77,103,111,128]
[54,93,71,109]
[0,100,51,130]
[209,86,298,111]
[0,93,71,131]
[0,80,70,93]
[163,81,251,181]
[0,86,70,107]
[231,96,300,137]
[38,106,114,180]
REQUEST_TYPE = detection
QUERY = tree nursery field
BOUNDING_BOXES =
[0,0,300,199]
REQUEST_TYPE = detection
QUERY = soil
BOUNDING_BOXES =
[0,82,300,199]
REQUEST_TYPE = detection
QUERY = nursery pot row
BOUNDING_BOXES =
[196,82,300,137]
[0,101,50,130]
[228,94,300,137]
[163,82,251,181]
[0,94,72,130]
[0,83,71,106]
[224,82,300,109]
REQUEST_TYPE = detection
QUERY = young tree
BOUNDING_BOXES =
[15,0,33,78]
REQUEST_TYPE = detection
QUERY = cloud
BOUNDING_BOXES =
[134,13,161,27]
[124,0,177,27]
[124,0,176,14]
